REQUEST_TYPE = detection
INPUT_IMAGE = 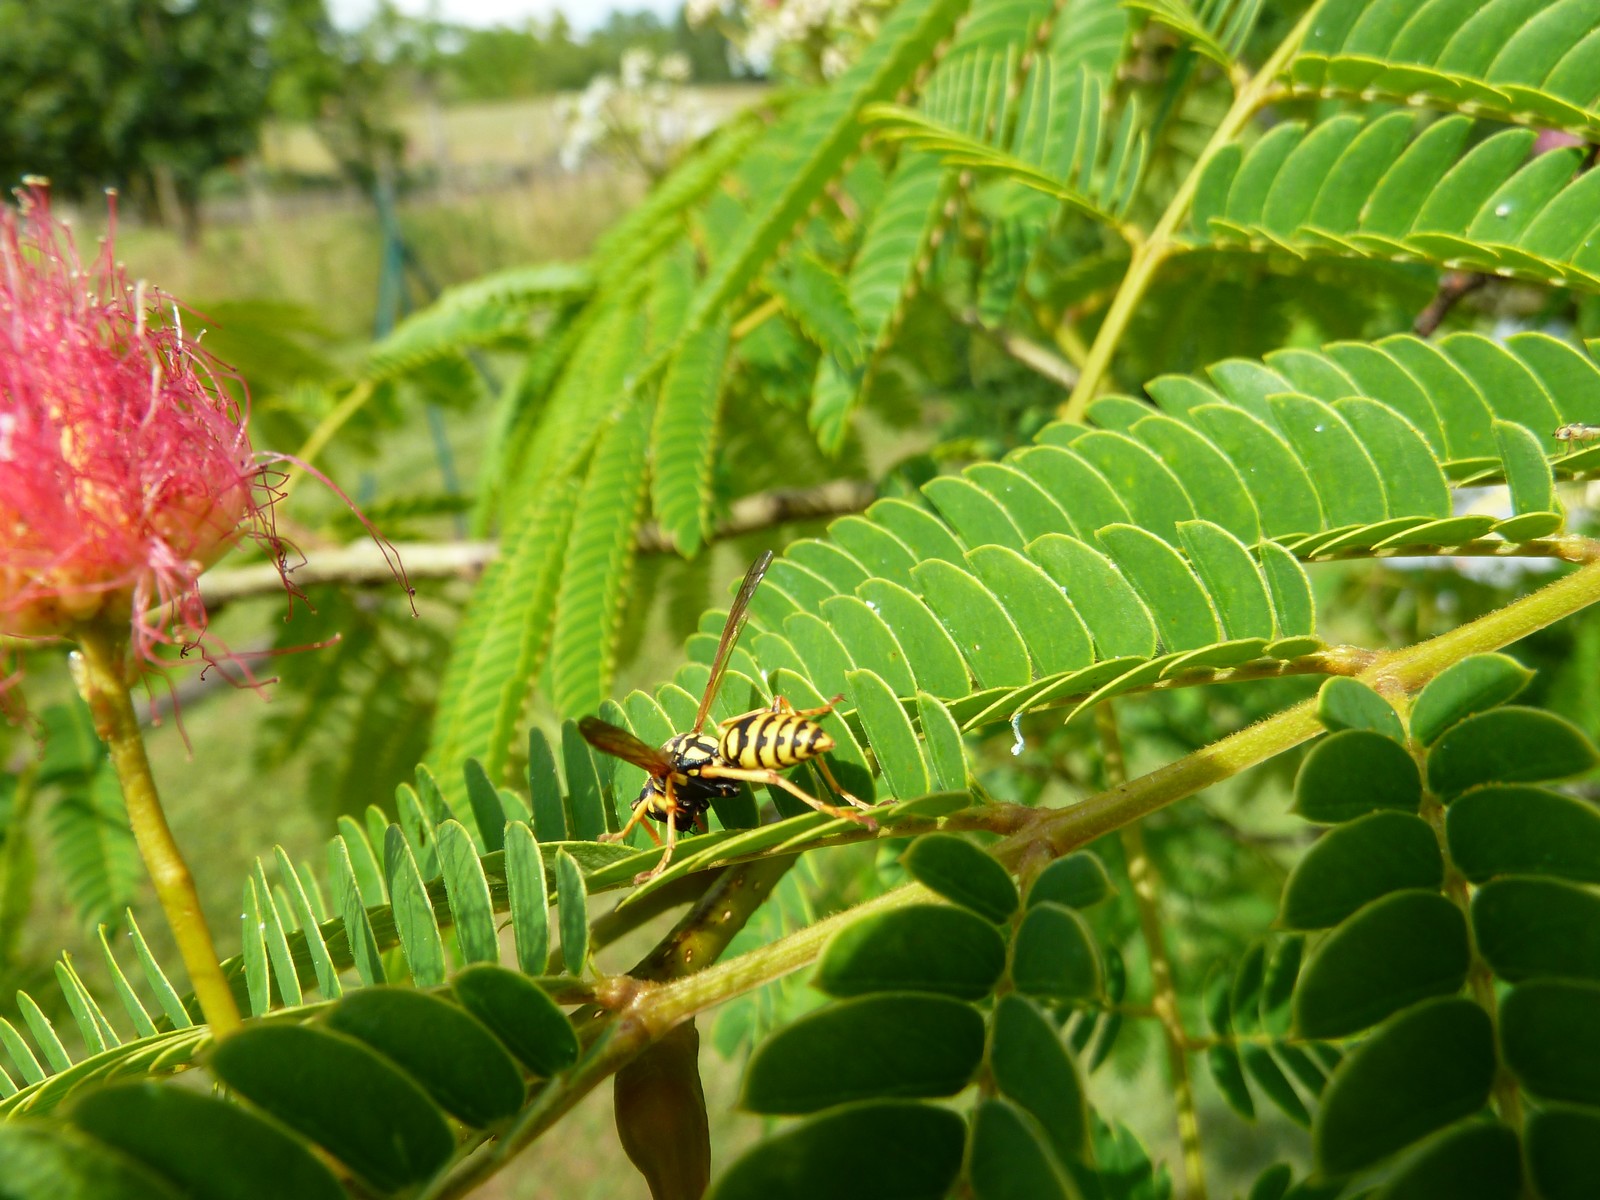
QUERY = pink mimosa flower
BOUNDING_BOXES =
[0,183,281,663]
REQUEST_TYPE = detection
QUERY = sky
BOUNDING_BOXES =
[328,0,682,34]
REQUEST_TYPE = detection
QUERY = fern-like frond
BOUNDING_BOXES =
[1125,0,1264,71]
[769,254,865,372]
[363,261,591,382]
[673,0,971,347]
[652,316,733,556]
[428,300,645,788]
[867,57,1147,225]
[591,107,773,291]
[549,395,655,716]
[812,151,948,448]
[1188,112,1600,290]
[44,766,139,933]
[1288,0,1600,137]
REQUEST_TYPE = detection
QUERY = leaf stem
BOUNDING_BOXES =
[1098,702,1207,1200]
[71,622,241,1038]
[1060,8,1316,419]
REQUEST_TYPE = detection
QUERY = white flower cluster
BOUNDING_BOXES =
[559,49,709,175]
[690,0,871,79]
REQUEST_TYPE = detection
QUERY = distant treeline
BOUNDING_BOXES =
[0,0,740,239]
[439,11,743,100]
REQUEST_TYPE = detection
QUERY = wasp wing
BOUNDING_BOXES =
[693,549,774,734]
[578,717,672,776]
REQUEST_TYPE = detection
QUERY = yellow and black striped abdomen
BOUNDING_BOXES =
[719,713,834,771]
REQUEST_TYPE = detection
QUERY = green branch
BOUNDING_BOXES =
[1061,7,1316,418]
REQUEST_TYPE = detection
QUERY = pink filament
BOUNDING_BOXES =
[0,184,276,661]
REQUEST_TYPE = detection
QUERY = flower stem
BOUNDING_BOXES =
[72,622,241,1038]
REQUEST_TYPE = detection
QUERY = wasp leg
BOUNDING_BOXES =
[601,800,655,845]
[700,764,877,831]
[718,703,775,727]
[633,782,683,884]
[716,691,844,730]
[772,693,847,720]
[810,754,874,811]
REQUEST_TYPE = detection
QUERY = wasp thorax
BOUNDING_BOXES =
[663,732,720,773]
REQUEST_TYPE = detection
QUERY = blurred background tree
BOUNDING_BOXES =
[0,0,269,242]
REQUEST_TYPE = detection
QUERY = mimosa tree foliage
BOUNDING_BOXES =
[7,1,1600,1198]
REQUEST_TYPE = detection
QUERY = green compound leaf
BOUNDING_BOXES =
[451,964,579,1076]
[1242,1044,1310,1127]
[562,721,610,842]
[1294,892,1469,1039]
[990,994,1089,1163]
[71,1082,344,1200]
[1246,1163,1292,1200]
[1314,998,1495,1178]
[383,827,446,988]
[1427,707,1599,799]
[209,1023,454,1194]
[1410,654,1535,746]
[847,669,931,800]
[434,820,499,966]
[969,1098,1076,1200]
[0,1123,179,1200]
[1501,979,1600,1106]
[463,759,504,854]
[504,822,551,974]
[1280,812,1443,931]
[1293,730,1421,823]
[706,1101,964,1200]
[324,987,525,1128]
[815,904,1005,1000]
[1208,1043,1254,1121]
[556,848,590,974]
[653,314,731,556]
[527,728,567,841]
[1448,786,1600,884]
[1012,902,1101,1002]
[740,993,983,1114]
[901,834,1017,923]
[1371,1121,1522,1200]
[917,693,968,792]
[1527,1107,1600,1200]
[1027,852,1114,909]
[1473,877,1600,984]
[1316,678,1405,742]
[1261,937,1304,1037]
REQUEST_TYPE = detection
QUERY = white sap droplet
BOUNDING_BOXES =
[1313,423,1325,433]
[1494,202,1512,218]
[1010,714,1026,757]
[865,600,879,613]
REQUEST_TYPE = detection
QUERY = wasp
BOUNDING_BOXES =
[1555,423,1600,445]
[579,550,876,879]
